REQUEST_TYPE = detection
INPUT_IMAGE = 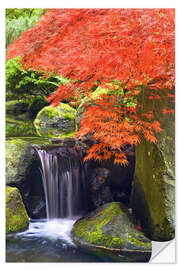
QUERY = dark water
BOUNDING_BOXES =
[6,219,151,263]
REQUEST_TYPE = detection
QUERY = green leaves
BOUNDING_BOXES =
[6,9,44,47]
[6,57,66,99]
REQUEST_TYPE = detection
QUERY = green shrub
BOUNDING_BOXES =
[6,9,45,47]
[6,57,68,101]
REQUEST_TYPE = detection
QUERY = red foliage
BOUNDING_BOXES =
[136,225,142,231]
[6,9,175,165]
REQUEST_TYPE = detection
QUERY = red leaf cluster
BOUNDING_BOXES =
[6,9,175,165]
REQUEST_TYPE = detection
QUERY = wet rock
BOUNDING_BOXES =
[6,139,46,219]
[130,88,175,241]
[88,147,135,206]
[6,186,29,233]
[34,103,77,137]
[6,139,35,186]
[19,158,46,219]
[88,168,113,209]
[72,202,152,262]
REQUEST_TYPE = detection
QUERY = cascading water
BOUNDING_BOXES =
[35,146,88,220]
[10,146,89,249]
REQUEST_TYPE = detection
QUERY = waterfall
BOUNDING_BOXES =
[35,147,87,219]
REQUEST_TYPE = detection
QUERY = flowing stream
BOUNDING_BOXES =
[7,146,103,262]
[6,146,149,262]
[36,148,87,219]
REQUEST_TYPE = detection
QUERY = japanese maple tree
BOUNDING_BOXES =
[7,8,175,165]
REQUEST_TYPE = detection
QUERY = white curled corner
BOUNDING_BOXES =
[150,239,175,263]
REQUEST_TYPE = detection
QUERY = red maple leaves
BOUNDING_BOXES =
[6,9,175,165]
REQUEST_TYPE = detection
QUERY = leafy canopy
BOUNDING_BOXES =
[7,9,175,165]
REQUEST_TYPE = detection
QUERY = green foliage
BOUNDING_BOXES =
[6,57,67,101]
[6,9,45,47]
[6,119,37,137]
[6,8,44,19]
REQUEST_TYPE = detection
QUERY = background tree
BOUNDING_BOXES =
[6,8,175,165]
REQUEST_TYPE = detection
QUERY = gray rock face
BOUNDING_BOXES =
[130,88,175,241]
[6,139,46,219]
[6,139,34,186]
[88,147,135,205]
[72,202,152,262]
[88,168,113,209]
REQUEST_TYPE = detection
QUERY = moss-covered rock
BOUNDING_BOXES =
[34,103,77,137]
[72,202,151,261]
[6,186,29,233]
[6,139,34,186]
[130,88,175,241]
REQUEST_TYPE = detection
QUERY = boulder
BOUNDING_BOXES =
[6,139,34,186]
[130,88,175,241]
[72,202,152,262]
[6,139,46,219]
[6,186,29,233]
[34,103,77,137]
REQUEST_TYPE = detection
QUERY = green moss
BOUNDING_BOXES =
[6,100,23,111]
[33,103,77,137]
[72,203,151,250]
[6,139,33,186]
[61,131,76,138]
[73,206,121,248]
[58,103,77,120]
[34,103,76,127]
[6,118,37,137]
[34,106,61,126]
[131,88,175,241]
[8,136,52,146]
[6,186,29,234]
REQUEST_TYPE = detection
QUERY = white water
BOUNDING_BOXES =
[17,218,79,245]
[23,147,87,245]
[35,148,87,219]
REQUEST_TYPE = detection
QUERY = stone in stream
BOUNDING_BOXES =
[6,186,29,233]
[130,88,175,241]
[71,202,152,262]
[34,103,77,137]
